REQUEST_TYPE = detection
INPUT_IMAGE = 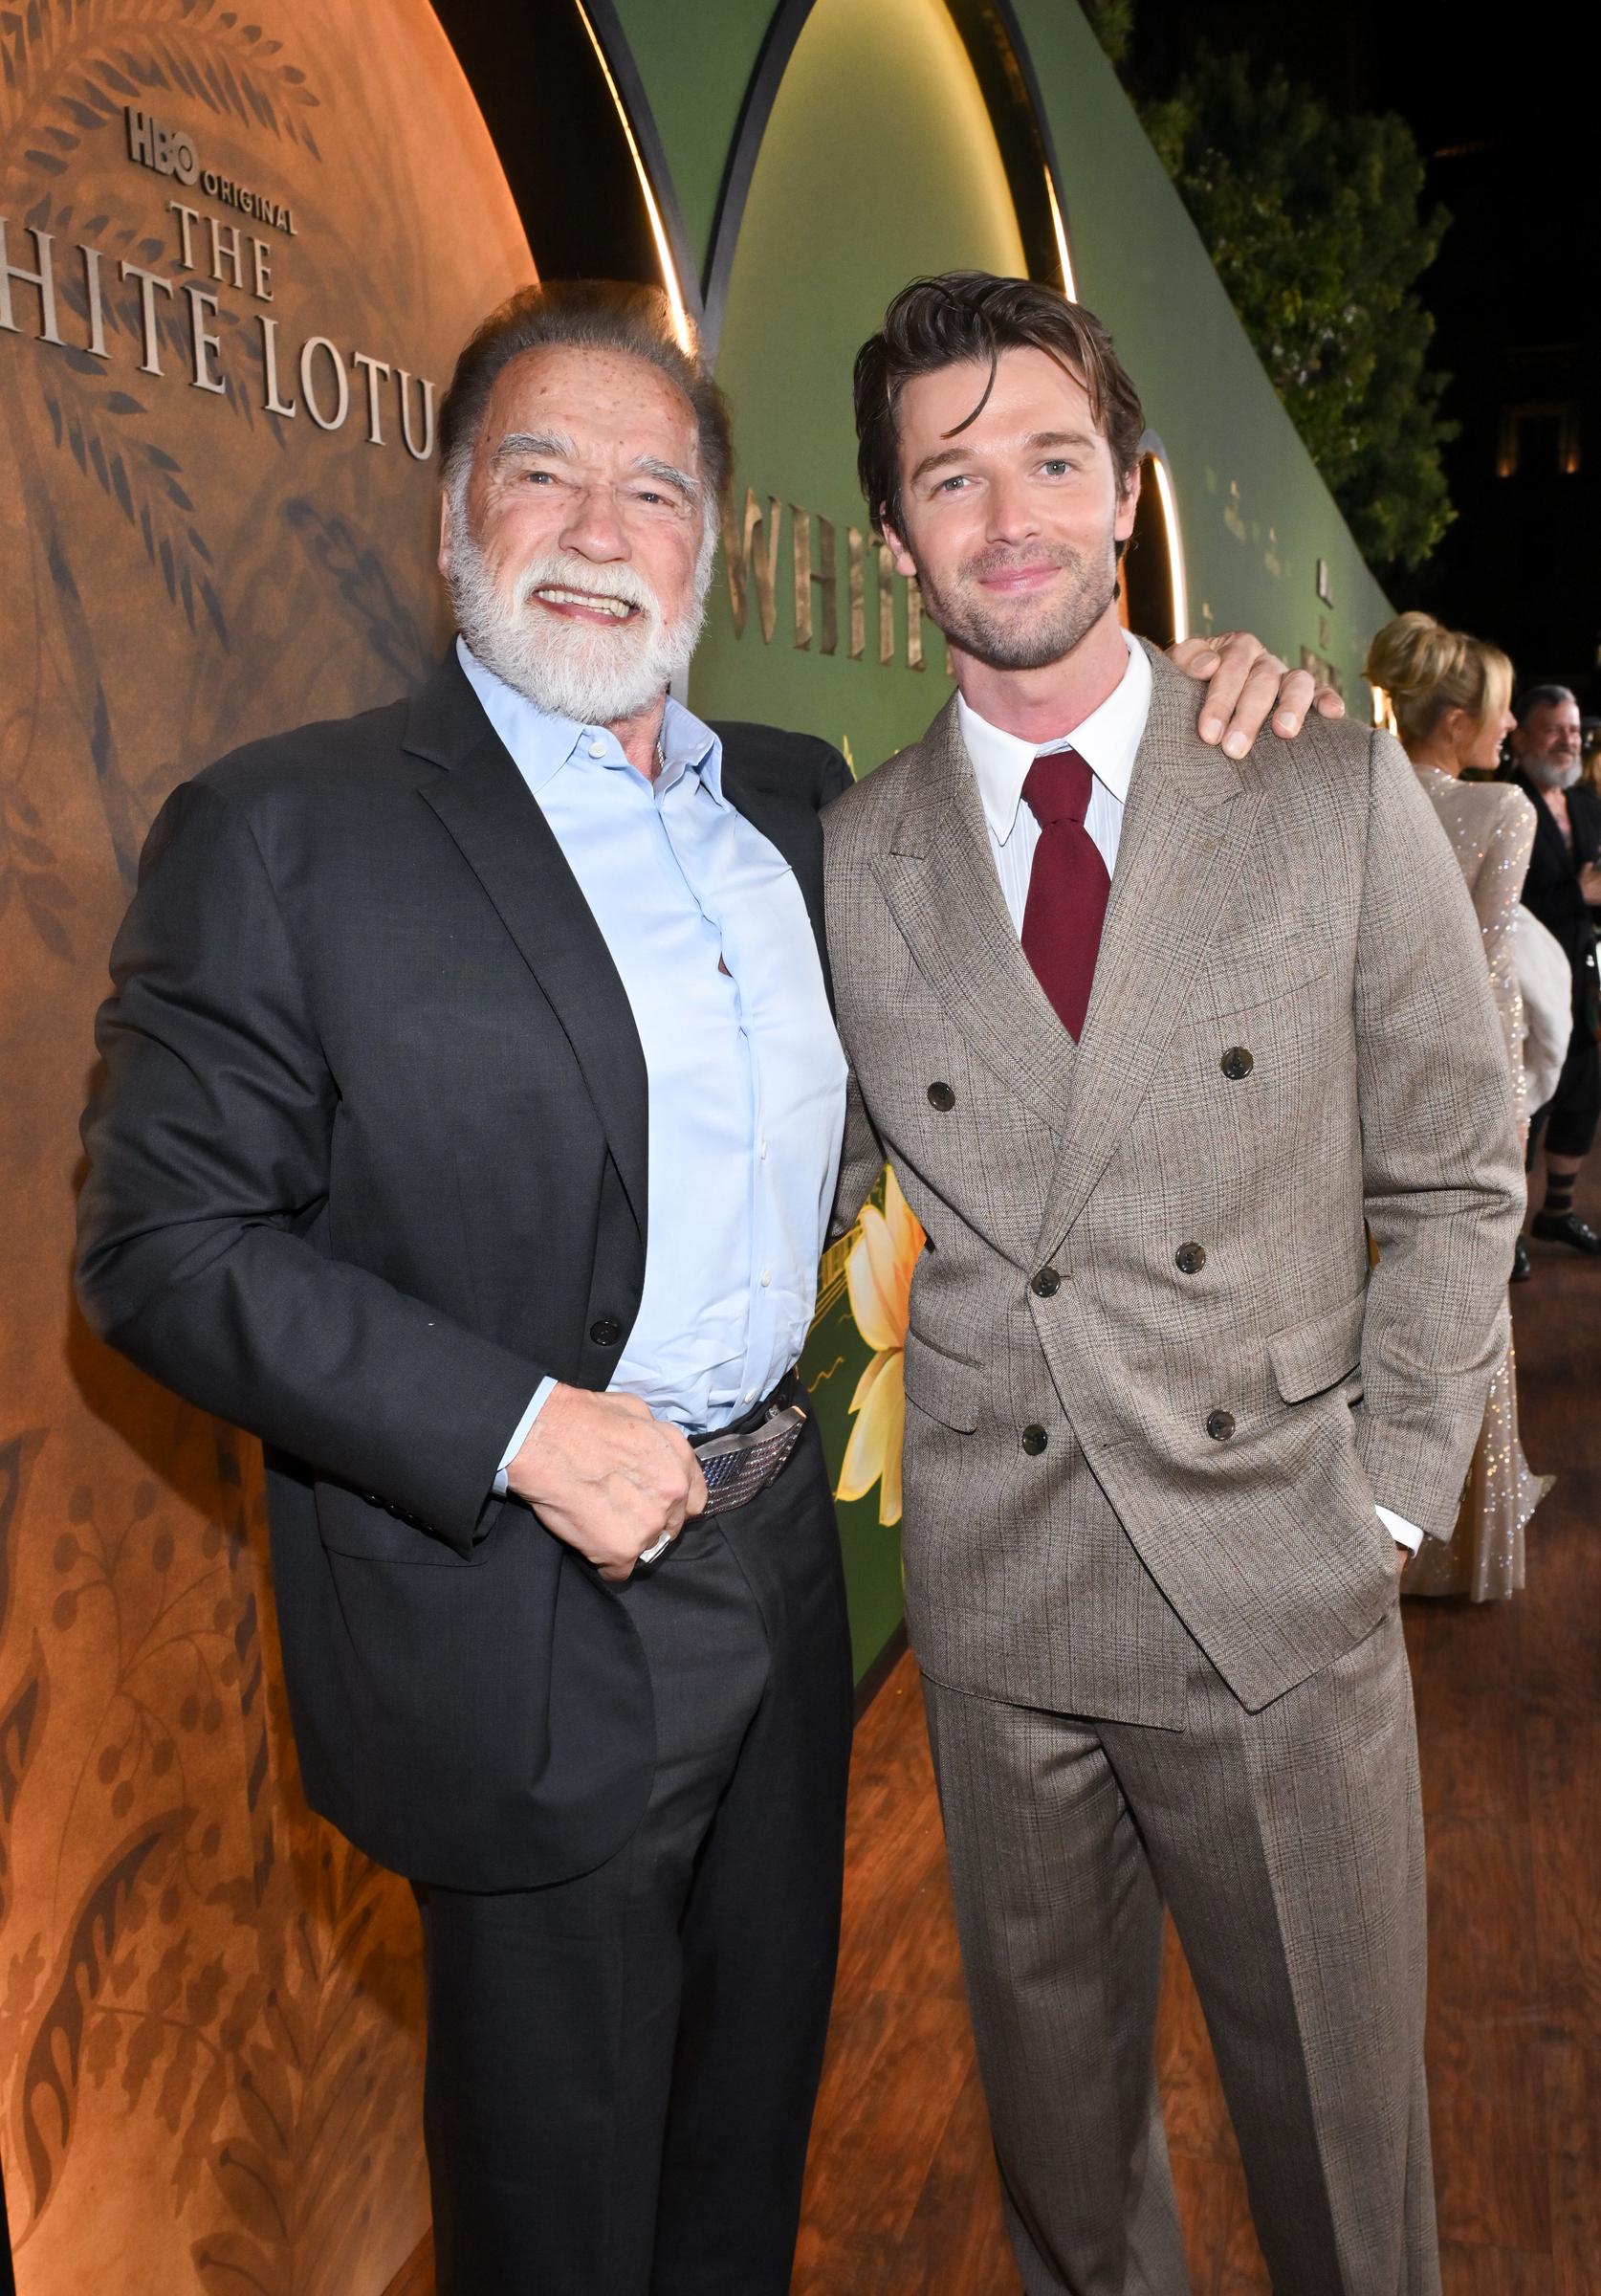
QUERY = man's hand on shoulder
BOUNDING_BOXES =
[507,1384,706,1582]
[1170,631,1344,759]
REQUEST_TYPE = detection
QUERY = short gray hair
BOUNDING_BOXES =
[1513,682,1576,724]
[437,280,732,510]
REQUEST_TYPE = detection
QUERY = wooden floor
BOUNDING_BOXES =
[388,1172,1601,2296]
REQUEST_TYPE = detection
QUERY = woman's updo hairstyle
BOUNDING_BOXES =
[1365,610,1513,749]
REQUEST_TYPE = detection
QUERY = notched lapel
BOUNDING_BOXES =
[407,662,648,1239]
[876,701,1076,1133]
[1034,651,1261,1259]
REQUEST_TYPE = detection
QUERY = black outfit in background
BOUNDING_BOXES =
[77,651,855,2293]
[1515,770,1601,1156]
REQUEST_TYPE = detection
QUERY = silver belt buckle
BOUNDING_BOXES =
[694,1401,806,1517]
[638,1398,805,1565]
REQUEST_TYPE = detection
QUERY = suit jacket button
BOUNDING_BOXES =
[1175,1242,1207,1275]
[589,1316,622,1346]
[1031,1267,1062,1297]
[1020,1424,1048,1455]
[1220,1046,1254,1080]
[1205,1408,1236,1442]
[927,1081,955,1111]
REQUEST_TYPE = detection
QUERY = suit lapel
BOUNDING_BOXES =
[875,695,1077,1132]
[406,653,648,1239]
[1034,644,1261,1260]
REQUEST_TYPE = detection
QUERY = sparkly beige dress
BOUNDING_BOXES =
[1403,769,1551,1600]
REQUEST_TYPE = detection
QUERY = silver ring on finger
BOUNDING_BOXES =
[638,1527,675,1567]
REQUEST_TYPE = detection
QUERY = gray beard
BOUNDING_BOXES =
[911,541,1119,673]
[445,517,712,727]
[1525,757,1581,792]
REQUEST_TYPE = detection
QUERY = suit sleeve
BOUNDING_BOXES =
[1351,732,1526,1536]
[77,779,549,1553]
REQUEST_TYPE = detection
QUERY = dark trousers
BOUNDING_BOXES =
[415,1421,853,2295]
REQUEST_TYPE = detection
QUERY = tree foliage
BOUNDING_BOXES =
[1078,0,1134,70]
[1091,26,1456,575]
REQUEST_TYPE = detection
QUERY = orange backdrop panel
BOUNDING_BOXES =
[0,7,531,2288]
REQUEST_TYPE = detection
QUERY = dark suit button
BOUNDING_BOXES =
[928,1081,955,1111]
[1205,1409,1236,1442]
[1175,1243,1207,1275]
[1031,1267,1062,1297]
[1020,1424,1048,1455]
[589,1316,622,1346]
[1220,1047,1254,1080]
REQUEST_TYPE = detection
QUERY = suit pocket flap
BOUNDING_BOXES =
[1267,1290,1367,1404]
[902,1328,980,1432]
[315,1480,489,1566]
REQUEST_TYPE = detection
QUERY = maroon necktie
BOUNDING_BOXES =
[1020,747,1110,1041]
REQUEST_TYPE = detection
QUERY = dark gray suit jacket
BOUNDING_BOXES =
[77,649,848,1888]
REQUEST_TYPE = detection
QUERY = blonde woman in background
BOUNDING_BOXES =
[1365,611,1551,1599]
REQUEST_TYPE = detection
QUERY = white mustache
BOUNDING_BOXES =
[519,554,658,625]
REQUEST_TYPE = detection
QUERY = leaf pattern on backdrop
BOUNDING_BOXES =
[0,1642,50,1932]
[0,1,324,167]
[15,1812,183,2221]
[190,1835,422,2296]
[0,3,533,2285]
[284,499,434,685]
[1,720,80,958]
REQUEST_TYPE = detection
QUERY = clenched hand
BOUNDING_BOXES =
[508,1384,707,1581]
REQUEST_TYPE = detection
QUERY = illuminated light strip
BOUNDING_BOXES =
[1043,166,1077,300]
[1370,683,1398,736]
[1147,451,1190,644]
[574,0,695,354]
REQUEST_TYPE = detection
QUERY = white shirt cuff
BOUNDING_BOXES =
[1375,1504,1424,1555]
[493,1378,558,1496]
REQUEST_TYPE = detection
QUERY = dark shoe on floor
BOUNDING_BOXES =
[1512,1235,1532,1282]
[1531,1210,1601,1254]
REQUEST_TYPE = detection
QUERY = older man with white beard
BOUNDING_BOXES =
[77,279,1338,2294]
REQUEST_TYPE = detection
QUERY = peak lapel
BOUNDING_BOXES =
[406,655,648,1239]
[1035,648,1261,1259]
[875,696,1077,1133]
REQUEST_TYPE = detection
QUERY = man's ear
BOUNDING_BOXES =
[1114,460,1141,546]
[880,512,917,582]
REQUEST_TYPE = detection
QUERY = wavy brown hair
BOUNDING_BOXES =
[853,272,1145,539]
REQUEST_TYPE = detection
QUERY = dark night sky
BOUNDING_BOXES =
[1128,0,1601,691]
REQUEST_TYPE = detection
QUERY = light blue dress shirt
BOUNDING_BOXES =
[456,641,847,1473]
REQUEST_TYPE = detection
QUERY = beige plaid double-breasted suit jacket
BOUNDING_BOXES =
[823,643,1524,2295]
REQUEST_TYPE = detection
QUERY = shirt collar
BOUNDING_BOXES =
[956,628,1152,846]
[456,635,724,803]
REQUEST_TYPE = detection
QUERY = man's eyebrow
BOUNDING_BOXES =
[909,429,1101,489]
[908,445,972,489]
[493,430,575,461]
[634,455,700,500]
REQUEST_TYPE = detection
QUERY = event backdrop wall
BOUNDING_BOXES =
[0,3,1393,2288]
[0,7,533,2289]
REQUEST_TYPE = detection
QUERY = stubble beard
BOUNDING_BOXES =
[444,499,714,727]
[911,537,1121,673]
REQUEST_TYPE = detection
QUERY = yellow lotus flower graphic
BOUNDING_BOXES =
[836,1167,926,1526]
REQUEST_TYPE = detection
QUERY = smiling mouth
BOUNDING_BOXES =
[532,585,642,622]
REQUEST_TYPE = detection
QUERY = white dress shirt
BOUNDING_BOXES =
[955,630,1423,1556]
[455,642,846,1481]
